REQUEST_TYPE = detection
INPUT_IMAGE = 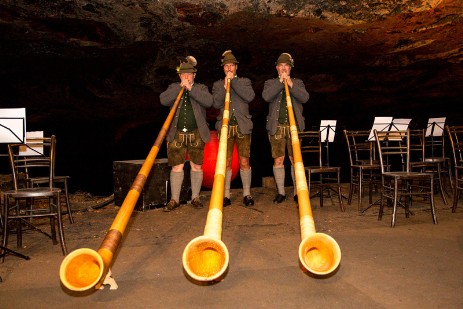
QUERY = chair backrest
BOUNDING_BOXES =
[445,125,463,167]
[424,130,447,160]
[374,129,410,173]
[299,130,323,167]
[343,129,376,166]
[7,135,56,190]
[409,129,425,163]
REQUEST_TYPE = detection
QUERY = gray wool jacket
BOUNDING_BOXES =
[212,77,255,134]
[262,77,310,135]
[160,82,213,143]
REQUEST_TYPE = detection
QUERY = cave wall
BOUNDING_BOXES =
[0,0,462,195]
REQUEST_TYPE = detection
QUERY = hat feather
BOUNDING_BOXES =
[185,55,197,67]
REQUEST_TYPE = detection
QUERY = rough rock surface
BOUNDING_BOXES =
[0,1,462,195]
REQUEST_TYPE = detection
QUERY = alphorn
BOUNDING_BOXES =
[284,79,341,275]
[59,87,185,291]
[182,79,231,282]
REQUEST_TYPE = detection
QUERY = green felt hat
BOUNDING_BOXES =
[177,56,197,73]
[221,50,239,65]
[275,53,294,67]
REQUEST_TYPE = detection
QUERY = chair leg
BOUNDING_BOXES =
[452,173,459,213]
[319,175,324,208]
[391,179,399,227]
[54,193,67,255]
[436,164,447,205]
[337,169,344,212]
[63,179,74,224]
[348,171,354,205]
[430,179,438,224]
[446,159,454,194]
[2,196,9,262]
[357,170,363,213]
[378,195,384,220]
[49,197,58,245]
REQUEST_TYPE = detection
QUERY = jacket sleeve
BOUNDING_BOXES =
[212,80,226,109]
[189,83,213,108]
[159,83,183,107]
[262,78,284,102]
[230,77,255,103]
[290,79,310,104]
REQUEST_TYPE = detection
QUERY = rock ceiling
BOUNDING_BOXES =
[0,0,462,193]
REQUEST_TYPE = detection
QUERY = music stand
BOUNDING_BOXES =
[425,117,446,158]
[20,131,44,156]
[318,120,346,202]
[320,120,337,167]
[391,118,412,132]
[426,117,445,137]
[362,117,411,213]
[368,117,393,141]
[368,117,411,141]
[0,108,30,262]
[0,108,26,144]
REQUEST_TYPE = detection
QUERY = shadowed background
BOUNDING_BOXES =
[0,0,461,195]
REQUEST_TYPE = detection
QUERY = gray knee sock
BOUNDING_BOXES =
[273,166,285,195]
[190,170,203,200]
[240,168,252,196]
[170,170,184,203]
[291,165,296,196]
[224,169,232,199]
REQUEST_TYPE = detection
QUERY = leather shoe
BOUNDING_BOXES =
[273,194,286,204]
[163,199,180,212]
[190,197,203,209]
[243,195,254,207]
[223,197,231,207]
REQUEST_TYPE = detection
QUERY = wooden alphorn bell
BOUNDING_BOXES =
[284,79,341,275]
[182,79,232,282]
[59,87,185,291]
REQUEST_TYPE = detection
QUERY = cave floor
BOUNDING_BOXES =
[1,185,462,309]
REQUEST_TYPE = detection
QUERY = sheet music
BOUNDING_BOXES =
[320,120,337,142]
[425,117,446,137]
[0,108,26,143]
[19,131,44,156]
[368,116,393,141]
[391,118,412,131]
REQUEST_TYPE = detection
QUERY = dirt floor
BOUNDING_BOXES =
[1,184,463,309]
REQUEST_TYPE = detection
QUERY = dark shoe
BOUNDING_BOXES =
[163,199,179,212]
[190,197,203,209]
[273,194,286,204]
[294,195,298,203]
[223,197,231,207]
[243,195,254,207]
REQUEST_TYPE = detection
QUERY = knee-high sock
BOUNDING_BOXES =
[170,170,184,203]
[291,165,296,196]
[273,166,285,195]
[190,170,203,200]
[240,168,252,197]
[224,169,232,199]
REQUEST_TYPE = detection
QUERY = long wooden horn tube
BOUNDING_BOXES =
[182,79,231,282]
[59,87,185,291]
[284,79,341,275]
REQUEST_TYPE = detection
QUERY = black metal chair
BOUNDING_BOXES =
[24,135,74,224]
[445,125,463,212]
[409,129,448,205]
[300,130,344,211]
[1,135,67,259]
[374,129,437,227]
[423,129,453,196]
[343,129,381,213]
